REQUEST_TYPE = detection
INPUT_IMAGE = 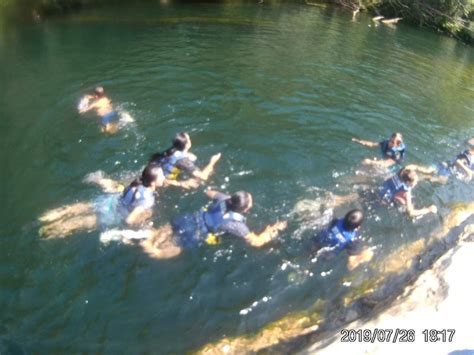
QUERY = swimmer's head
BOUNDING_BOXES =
[400,168,418,187]
[141,164,165,189]
[343,209,364,231]
[173,132,192,151]
[388,132,403,148]
[94,86,105,98]
[227,191,253,213]
[467,137,474,149]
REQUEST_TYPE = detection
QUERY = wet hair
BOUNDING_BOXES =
[226,191,252,213]
[390,132,403,145]
[399,168,417,184]
[342,209,364,231]
[123,164,163,199]
[94,86,105,97]
[140,164,163,187]
[150,132,189,163]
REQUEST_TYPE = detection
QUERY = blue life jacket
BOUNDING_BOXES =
[319,219,359,252]
[456,150,473,169]
[381,140,405,162]
[202,200,246,236]
[379,173,411,204]
[435,162,453,177]
[157,151,186,179]
[119,185,154,214]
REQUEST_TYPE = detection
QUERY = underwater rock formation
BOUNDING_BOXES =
[196,203,474,354]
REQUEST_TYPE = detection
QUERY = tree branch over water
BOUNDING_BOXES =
[324,0,473,43]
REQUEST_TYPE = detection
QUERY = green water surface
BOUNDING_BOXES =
[1,3,473,353]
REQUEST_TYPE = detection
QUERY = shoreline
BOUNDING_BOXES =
[197,207,474,354]
[0,1,472,44]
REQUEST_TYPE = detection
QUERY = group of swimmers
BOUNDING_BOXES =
[39,86,474,272]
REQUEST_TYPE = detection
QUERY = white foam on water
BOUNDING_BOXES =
[290,189,336,239]
[77,96,89,112]
[118,111,135,126]
[232,170,252,177]
[238,295,272,316]
[100,228,152,244]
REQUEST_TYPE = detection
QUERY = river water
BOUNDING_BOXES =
[1,3,473,353]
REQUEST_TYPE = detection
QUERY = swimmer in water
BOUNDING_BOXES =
[84,132,221,193]
[79,86,120,134]
[138,190,287,259]
[39,164,165,238]
[407,138,474,184]
[334,167,437,219]
[313,209,374,271]
[150,132,222,188]
[352,132,406,169]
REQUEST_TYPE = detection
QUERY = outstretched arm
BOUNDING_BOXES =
[405,164,437,175]
[352,137,379,148]
[79,98,100,113]
[333,192,359,208]
[244,221,287,248]
[347,248,374,271]
[404,191,437,218]
[362,157,397,167]
[165,178,200,190]
[204,189,222,199]
[192,153,222,181]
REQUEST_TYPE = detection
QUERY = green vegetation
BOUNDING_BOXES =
[328,0,473,43]
[0,0,85,20]
[0,0,472,43]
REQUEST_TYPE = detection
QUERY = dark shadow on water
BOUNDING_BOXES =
[258,214,474,354]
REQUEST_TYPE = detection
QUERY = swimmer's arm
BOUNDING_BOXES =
[362,157,396,167]
[352,138,379,148]
[164,178,200,190]
[192,153,222,181]
[347,248,374,271]
[125,207,152,226]
[405,164,436,175]
[83,97,110,112]
[80,99,102,113]
[378,158,397,167]
[405,191,437,218]
[244,221,287,248]
[454,159,473,180]
[78,95,94,113]
[204,189,222,199]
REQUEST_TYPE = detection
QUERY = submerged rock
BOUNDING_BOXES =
[196,301,327,354]
[302,221,474,354]
[196,203,474,354]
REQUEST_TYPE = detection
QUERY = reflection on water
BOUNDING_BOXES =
[1,3,473,353]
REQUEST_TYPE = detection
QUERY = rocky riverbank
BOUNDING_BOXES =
[0,1,472,44]
[302,223,474,354]
[198,204,474,354]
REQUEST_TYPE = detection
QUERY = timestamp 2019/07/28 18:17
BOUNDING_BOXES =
[340,328,456,343]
